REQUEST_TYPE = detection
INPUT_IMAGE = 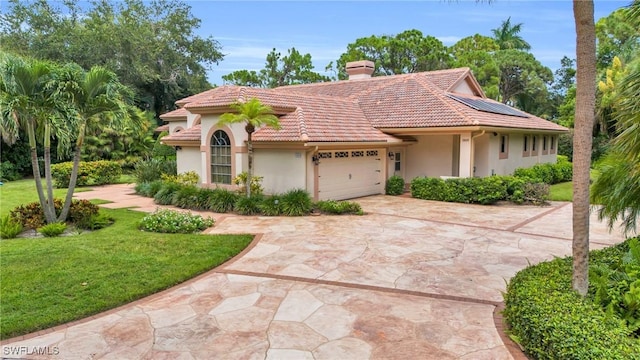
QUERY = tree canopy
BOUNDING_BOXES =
[0,0,223,120]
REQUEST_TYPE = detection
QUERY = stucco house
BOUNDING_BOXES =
[160,61,567,201]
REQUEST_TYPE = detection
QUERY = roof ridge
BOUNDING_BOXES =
[295,107,309,141]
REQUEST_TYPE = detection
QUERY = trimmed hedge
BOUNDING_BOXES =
[504,240,640,360]
[385,175,405,195]
[51,160,122,188]
[410,176,533,205]
[513,157,573,185]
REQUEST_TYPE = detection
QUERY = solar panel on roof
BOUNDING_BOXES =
[447,94,529,118]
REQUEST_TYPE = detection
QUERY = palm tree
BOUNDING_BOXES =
[54,64,135,221]
[491,17,532,51]
[0,52,73,223]
[218,97,281,197]
[591,0,640,237]
[572,0,597,296]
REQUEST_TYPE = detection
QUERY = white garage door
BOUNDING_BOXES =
[318,149,384,200]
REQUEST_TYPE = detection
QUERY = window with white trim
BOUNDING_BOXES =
[211,130,231,184]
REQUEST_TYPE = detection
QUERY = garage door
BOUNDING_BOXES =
[318,149,384,200]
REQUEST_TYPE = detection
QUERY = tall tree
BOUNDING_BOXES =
[0,52,73,223]
[54,64,136,221]
[493,49,553,105]
[333,29,451,79]
[0,0,223,120]
[223,48,330,88]
[218,98,281,197]
[595,4,640,70]
[592,0,640,236]
[450,34,501,99]
[491,17,532,51]
[572,0,597,296]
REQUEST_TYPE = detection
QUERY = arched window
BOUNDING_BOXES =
[211,130,231,184]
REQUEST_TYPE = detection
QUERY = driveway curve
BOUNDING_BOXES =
[1,184,628,359]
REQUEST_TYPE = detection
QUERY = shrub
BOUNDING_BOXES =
[234,195,263,215]
[385,175,405,195]
[315,200,363,215]
[233,172,263,195]
[10,201,46,230]
[172,185,200,209]
[410,176,507,205]
[161,171,199,186]
[590,238,640,335]
[259,195,282,216]
[208,188,239,213]
[523,183,550,206]
[152,131,177,159]
[10,199,101,230]
[0,161,21,182]
[38,222,67,237]
[83,213,115,230]
[138,209,214,234]
[0,215,23,239]
[513,160,572,185]
[503,176,526,204]
[279,189,312,216]
[134,182,151,196]
[193,188,216,210]
[51,160,122,188]
[153,182,183,205]
[134,158,177,183]
[504,240,640,359]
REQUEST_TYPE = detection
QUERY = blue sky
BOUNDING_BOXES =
[188,0,629,86]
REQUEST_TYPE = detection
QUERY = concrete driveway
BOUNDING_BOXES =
[2,184,628,359]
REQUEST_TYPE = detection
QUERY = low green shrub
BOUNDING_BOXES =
[38,222,67,237]
[234,195,263,215]
[315,200,364,215]
[172,185,200,209]
[51,160,122,188]
[208,188,239,213]
[134,158,177,183]
[83,213,115,230]
[503,176,527,204]
[138,209,214,234]
[504,240,640,359]
[68,199,100,228]
[410,176,507,205]
[134,182,151,196]
[513,160,573,185]
[0,215,23,239]
[279,189,312,216]
[153,182,183,205]
[0,161,22,182]
[385,175,405,195]
[259,195,282,216]
[590,238,640,335]
[523,183,550,205]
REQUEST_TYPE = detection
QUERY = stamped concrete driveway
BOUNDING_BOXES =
[2,185,628,360]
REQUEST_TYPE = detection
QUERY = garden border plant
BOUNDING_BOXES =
[503,238,640,359]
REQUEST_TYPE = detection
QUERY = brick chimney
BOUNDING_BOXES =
[346,60,375,80]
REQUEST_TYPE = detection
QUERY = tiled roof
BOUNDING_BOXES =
[161,125,201,143]
[159,107,189,121]
[154,124,170,133]
[168,67,567,143]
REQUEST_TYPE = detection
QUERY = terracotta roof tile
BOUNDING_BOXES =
[159,107,189,121]
[169,67,566,144]
[161,125,201,143]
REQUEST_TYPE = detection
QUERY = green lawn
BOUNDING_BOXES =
[549,170,601,202]
[0,179,93,217]
[0,180,253,340]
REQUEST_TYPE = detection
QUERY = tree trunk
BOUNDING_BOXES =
[27,122,55,223]
[59,124,85,222]
[246,131,253,198]
[572,0,596,296]
[43,122,57,223]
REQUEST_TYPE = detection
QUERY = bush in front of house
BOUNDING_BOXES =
[314,200,364,215]
[138,208,214,234]
[234,195,263,215]
[208,189,240,213]
[410,175,550,205]
[279,189,312,216]
[503,239,640,360]
[385,175,405,195]
[51,160,122,188]
[133,158,177,183]
[153,182,182,205]
[513,158,573,185]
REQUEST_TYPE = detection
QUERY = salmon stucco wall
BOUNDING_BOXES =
[254,149,307,195]
[405,135,455,180]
